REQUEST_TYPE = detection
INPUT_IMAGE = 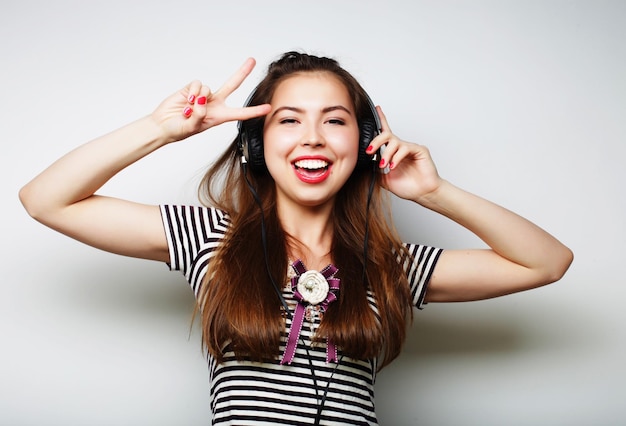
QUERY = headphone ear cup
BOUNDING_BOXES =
[357,118,378,169]
[241,122,266,172]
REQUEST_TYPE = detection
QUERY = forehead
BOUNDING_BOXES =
[271,72,354,110]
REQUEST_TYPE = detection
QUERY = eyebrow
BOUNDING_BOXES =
[269,105,353,119]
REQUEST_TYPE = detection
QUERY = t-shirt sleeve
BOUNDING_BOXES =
[403,243,443,309]
[159,205,229,295]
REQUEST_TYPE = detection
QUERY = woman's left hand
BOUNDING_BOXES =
[369,106,442,203]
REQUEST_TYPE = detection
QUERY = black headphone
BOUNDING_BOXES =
[237,87,382,173]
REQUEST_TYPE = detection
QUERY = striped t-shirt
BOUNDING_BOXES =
[160,205,442,425]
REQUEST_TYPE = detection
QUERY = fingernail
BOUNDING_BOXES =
[388,162,394,169]
[379,158,385,167]
[183,107,193,117]
[188,94,196,103]
[366,145,374,153]
[197,96,207,105]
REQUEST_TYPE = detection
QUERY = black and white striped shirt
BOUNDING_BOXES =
[160,205,442,425]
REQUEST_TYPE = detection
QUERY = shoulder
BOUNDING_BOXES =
[402,243,443,282]
[159,205,231,280]
[403,243,443,264]
[160,205,231,249]
[160,204,230,231]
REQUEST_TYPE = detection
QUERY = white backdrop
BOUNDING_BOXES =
[2,1,624,425]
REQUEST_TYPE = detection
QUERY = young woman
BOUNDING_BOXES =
[19,51,573,425]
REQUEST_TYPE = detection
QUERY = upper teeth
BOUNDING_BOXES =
[294,159,328,169]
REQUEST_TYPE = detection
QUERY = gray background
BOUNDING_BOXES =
[2,1,624,424]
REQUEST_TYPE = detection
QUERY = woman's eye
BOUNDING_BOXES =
[327,119,345,125]
[279,118,298,124]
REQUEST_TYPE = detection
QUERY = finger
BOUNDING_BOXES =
[180,80,204,118]
[184,80,203,104]
[379,138,400,169]
[376,105,392,133]
[221,104,272,123]
[386,144,411,170]
[214,57,257,99]
[193,84,213,115]
[183,82,211,120]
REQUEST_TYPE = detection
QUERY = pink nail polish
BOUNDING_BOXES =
[188,94,196,103]
[366,145,373,153]
[197,96,207,105]
[388,162,394,169]
[379,158,385,167]
[183,107,192,117]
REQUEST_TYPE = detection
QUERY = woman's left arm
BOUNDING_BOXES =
[413,180,573,302]
[371,107,573,302]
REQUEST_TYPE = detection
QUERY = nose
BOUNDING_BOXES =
[302,123,325,147]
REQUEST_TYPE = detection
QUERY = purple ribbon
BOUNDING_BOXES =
[280,260,340,365]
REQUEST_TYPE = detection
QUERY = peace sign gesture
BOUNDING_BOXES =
[151,58,271,144]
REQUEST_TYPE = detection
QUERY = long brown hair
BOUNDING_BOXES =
[197,52,412,369]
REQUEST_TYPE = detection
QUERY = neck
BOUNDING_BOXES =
[277,200,334,270]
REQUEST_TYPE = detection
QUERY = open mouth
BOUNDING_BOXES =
[293,159,331,183]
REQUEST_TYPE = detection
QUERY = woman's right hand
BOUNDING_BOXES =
[19,58,270,262]
[151,57,272,144]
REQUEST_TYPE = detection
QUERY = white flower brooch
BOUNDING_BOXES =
[280,260,340,365]
[296,270,330,305]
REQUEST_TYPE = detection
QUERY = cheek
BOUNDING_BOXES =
[263,127,294,153]
[261,133,291,175]
[334,133,360,165]
[343,147,359,170]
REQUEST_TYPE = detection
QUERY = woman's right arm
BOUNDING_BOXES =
[19,58,271,262]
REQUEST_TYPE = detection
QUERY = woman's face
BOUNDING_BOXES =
[263,72,360,211]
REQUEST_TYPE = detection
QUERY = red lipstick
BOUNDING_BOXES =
[292,156,332,184]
